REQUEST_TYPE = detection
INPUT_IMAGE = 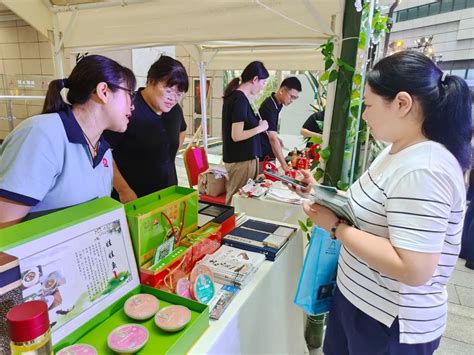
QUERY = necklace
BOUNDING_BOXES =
[80,128,100,158]
[270,95,280,111]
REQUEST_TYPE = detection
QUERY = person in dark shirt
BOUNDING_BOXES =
[105,56,189,202]
[222,61,269,205]
[300,110,324,139]
[259,77,302,171]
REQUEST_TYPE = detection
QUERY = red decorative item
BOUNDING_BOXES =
[308,144,321,161]
[262,158,279,181]
[7,301,49,342]
[296,156,310,170]
[285,169,297,179]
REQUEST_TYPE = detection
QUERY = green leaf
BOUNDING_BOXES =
[337,181,350,191]
[328,70,338,83]
[358,32,366,50]
[351,90,360,100]
[320,71,329,82]
[320,147,331,160]
[298,220,308,232]
[352,73,362,86]
[306,218,313,227]
[327,41,334,54]
[309,136,323,144]
[351,105,360,118]
[314,167,324,181]
[336,59,355,72]
[325,58,334,71]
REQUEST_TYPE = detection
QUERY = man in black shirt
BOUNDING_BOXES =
[301,110,324,139]
[258,77,302,171]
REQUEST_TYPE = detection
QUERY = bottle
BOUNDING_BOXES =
[0,252,23,355]
[290,148,298,168]
[7,300,52,355]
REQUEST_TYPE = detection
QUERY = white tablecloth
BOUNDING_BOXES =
[189,228,306,354]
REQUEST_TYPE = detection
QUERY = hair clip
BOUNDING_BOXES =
[440,72,448,84]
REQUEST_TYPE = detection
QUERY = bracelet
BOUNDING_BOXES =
[330,219,346,240]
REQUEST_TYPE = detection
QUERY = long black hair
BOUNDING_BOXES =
[42,55,136,114]
[147,55,189,92]
[366,50,472,172]
[223,61,269,97]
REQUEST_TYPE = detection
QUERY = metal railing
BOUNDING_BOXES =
[0,95,45,132]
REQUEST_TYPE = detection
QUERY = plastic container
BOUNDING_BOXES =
[124,293,160,320]
[56,344,98,355]
[107,324,149,353]
[192,274,215,304]
[154,305,191,332]
[6,300,52,355]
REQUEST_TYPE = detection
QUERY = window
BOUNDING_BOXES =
[450,69,467,78]
[398,10,408,22]
[441,0,454,13]
[467,69,474,80]
[418,4,430,17]
[429,2,441,15]
[453,0,467,11]
[467,0,474,8]
[407,7,418,20]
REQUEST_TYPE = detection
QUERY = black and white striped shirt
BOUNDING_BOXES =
[339,141,465,344]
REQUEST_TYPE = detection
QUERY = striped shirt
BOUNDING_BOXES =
[340,141,465,344]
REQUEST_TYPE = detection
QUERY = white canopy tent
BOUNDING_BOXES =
[1,0,345,149]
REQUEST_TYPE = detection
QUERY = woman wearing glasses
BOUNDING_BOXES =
[222,61,270,205]
[0,55,136,227]
[105,55,189,202]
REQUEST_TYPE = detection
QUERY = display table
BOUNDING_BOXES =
[189,228,306,354]
[233,182,306,226]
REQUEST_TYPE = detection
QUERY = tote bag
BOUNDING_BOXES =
[294,226,341,315]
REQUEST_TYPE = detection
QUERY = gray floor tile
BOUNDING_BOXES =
[448,303,474,320]
[456,257,474,273]
[436,337,474,354]
[444,313,474,344]
[448,283,461,304]
[449,269,474,289]
[456,285,474,308]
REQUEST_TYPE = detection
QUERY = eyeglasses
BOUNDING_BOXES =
[108,83,136,101]
[161,85,185,101]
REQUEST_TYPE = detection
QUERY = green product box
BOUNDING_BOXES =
[0,197,208,353]
[124,186,199,266]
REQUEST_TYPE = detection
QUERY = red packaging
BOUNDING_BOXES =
[180,223,222,266]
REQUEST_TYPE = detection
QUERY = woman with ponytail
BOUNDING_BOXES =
[0,55,136,227]
[222,61,269,204]
[292,51,471,354]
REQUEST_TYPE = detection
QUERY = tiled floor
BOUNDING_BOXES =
[176,145,474,354]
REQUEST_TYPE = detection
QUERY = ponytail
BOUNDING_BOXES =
[223,77,240,98]
[422,74,472,171]
[367,51,472,172]
[42,79,67,114]
[41,55,136,115]
[223,61,269,99]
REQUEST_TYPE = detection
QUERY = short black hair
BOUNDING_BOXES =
[147,55,189,92]
[280,77,302,92]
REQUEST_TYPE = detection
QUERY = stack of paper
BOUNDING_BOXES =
[197,245,266,287]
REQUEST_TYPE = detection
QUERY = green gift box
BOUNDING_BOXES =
[0,197,208,353]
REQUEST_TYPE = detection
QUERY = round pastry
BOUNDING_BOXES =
[175,278,192,299]
[124,294,160,320]
[154,305,191,332]
[192,273,215,304]
[56,344,97,355]
[107,324,149,353]
[189,264,214,283]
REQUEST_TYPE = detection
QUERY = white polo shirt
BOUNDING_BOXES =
[0,106,113,215]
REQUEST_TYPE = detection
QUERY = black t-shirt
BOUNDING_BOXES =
[222,90,262,163]
[258,93,282,160]
[302,111,324,134]
[105,88,187,198]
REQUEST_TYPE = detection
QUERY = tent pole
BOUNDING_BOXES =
[198,60,209,153]
[52,13,64,78]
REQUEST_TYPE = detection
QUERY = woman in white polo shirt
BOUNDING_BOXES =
[0,55,136,228]
[296,51,471,354]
